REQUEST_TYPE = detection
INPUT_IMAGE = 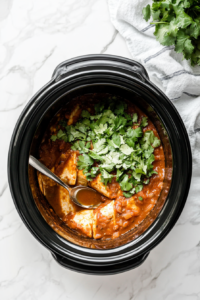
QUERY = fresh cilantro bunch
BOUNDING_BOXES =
[142,0,200,66]
[51,97,161,198]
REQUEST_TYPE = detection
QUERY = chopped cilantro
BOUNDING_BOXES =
[132,113,138,123]
[123,192,133,198]
[51,98,162,198]
[75,122,89,134]
[138,196,143,201]
[57,129,66,139]
[143,178,150,185]
[120,144,134,155]
[112,133,121,148]
[94,123,107,135]
[88,151,104,161]
[100,169,113,186]
[77,154,94,170]
[116,169,124,181]
[120,175,133,191]
[81,110,90,118]
[51,135,57,141]
[140,117,148,127]
[135,184,143,193]
[114,101,126,115]
[152,136,161,147]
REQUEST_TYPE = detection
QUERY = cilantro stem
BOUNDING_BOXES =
[150,22,168,24]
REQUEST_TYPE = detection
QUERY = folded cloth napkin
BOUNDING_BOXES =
[108,0,200,222]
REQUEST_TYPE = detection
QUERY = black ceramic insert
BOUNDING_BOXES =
[8,55,192,275]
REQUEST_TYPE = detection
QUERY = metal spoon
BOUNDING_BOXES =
[29,155,101,209]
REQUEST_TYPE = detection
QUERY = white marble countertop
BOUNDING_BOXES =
[1,0,200,299]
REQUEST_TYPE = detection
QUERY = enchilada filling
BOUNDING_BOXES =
[38,94,165,239]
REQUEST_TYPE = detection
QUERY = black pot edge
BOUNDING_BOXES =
[51,251,150,275]
[7,79,192,259]
[7,55,193,273]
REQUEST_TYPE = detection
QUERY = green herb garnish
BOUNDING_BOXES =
[142,0,200,66]
[51,98,161,198]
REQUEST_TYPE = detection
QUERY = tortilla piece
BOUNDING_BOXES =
[71,210,93,237]
[76,169,87,186]
[56,186,78,215]
[56,152,77,185]
[38,172,77,217]
[38,172,56,196]
[89,174,114,198]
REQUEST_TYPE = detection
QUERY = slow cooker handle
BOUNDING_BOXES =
[52,54,149,83]
[51,251,150,274]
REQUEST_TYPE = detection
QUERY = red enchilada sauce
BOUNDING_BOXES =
[38,93,165,240]
[77,189,102,206]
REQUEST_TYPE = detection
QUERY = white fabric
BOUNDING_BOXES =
[108,0,200,217]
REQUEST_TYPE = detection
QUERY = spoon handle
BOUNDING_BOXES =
[29,155,71,193]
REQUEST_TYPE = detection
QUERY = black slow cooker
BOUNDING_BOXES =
[8,54,192,275]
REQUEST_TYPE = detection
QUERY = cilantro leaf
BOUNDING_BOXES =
[94,123,108,135]
[132,113,138,123]
[126,138,135,148]
[94,103,105,113]
[114,116,127,131]
[123,192,133,198]
[75,122,89,134]
[135,184,143,193]
[140,117,148,127]
[81,110,90,118]
[142,4,151,22]
[114,101,126,115]
[112,133,121,148]
[98,146,109,155]
[100,163,115,172]
[77,154,94,170]
[120,144,134,155]
[57,129,66,139]
[126,127,143,140]
[51,135,57,141]
[88,151,104,161]
[143,178,150,185]
[70,127,86,140]
[152,137,161,147]
[120,175,133,191]
[100,169,113,186]
[82,119,91,126]
[105,152,123,165]
[116,169,124,181]
[93,138,106,152]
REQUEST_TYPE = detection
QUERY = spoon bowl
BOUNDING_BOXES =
[29,155,102,209]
